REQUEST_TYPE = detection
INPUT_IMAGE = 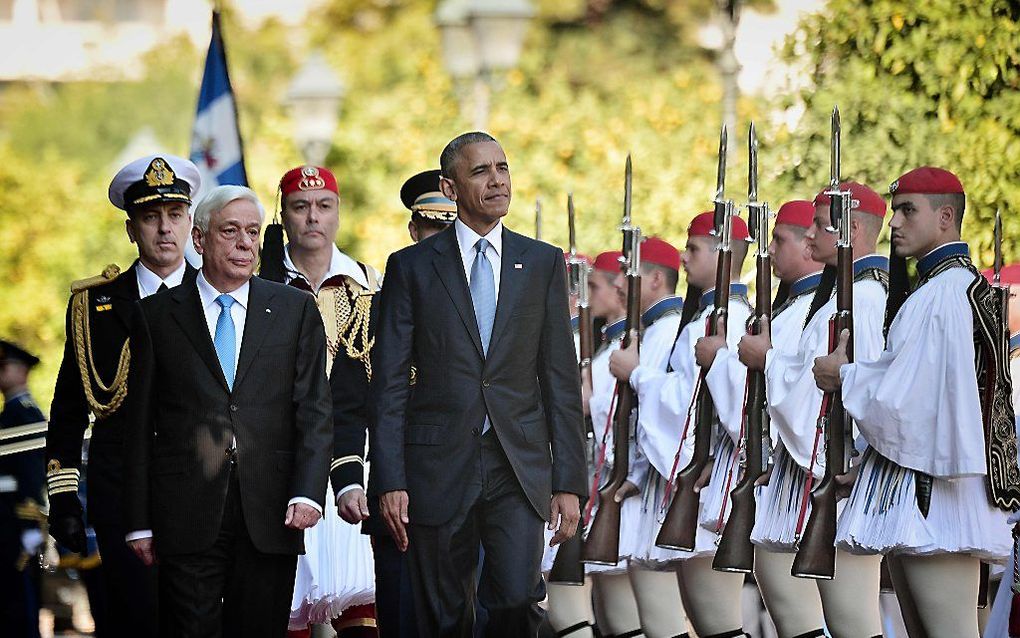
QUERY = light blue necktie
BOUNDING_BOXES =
[214,294,236,389]
[470,238,496,354]
[470,238,496,434]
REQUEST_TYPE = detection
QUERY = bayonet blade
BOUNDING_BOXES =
[748,122,758,204]
[715,124,728,203]
[568,193,577,256]
[623,154,633,226]
[535,198,542,240]
[830,106,841,188]
[995,209,1003,284]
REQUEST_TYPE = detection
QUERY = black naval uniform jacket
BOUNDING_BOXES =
[286,268,385,537]
[327,291,385,536]
[46,261,197,527]
[0,392,46,568]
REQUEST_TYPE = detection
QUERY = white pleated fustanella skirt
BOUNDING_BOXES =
[289,481,375,630]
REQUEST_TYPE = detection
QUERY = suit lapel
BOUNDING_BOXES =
[108,261,141,331]
[182,263,199,286]
[488,228,530,355]
[432,227,484,359]
[170,280,229,391]
[233,277,277,389]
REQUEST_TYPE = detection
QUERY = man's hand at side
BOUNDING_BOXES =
[128,538,156,566]
[337,487,370,524]
[609,333,640,382]
[548,492,580,546]
[381,490,410,552]
[285,503,322,530]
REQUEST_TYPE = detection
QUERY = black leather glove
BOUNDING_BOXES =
[48,491,87,554]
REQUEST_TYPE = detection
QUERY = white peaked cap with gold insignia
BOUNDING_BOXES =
[108,154,201,213]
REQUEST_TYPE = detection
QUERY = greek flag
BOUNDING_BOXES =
[187,11,248,266]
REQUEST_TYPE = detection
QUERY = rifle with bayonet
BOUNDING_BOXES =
[583,155,641,565]
[550,194,594,585]
[714,122,772,572]
[792,107,853,580]
[657,126,734,551]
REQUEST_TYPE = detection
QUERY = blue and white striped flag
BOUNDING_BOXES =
[187,11,248,266]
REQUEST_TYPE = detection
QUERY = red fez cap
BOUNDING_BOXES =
[813,181,886,217]
[982,264,1020,286]
[687,211,750,240]
[593,251,623,273]
[280,166,339,197]
[889,167,964,196]
[563,251,593,266]
[641,236,681,270]
[775,200,815,229]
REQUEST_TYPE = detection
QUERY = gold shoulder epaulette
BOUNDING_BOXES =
[71,264,121,294]
[70,263,130,419]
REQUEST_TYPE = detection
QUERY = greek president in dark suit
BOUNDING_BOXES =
[123,185,333,637]
[371,132,587,636]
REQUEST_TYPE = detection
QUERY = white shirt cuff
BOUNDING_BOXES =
[334,484,363,503]
[288,497,323,515]
[126,529,153,542]
[629,365,646,392]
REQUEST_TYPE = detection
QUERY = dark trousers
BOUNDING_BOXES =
[407,431,546,637]
[0,560,40,638]
[93,520,159,637]
[373,533,419,638]
[157,467,297,638]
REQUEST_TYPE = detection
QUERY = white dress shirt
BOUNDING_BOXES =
[126,272,318,543]
[135,260,186,299]
[454,218,502,299]
[196,271,248,372]
[283,243,371,292]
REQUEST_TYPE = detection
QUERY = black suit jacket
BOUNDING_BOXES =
[370,225,587,527]
[123,276,332,556]
[47,261,198,526]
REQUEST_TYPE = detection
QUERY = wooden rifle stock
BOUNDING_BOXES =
[714,253,772,572]
[549,527,586,584]
[792,244,854,579]
[657,223,733,551]
[549,306,594,584]
[583,271,640,565]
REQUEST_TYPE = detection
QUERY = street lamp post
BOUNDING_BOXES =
[435,0,535,130]
[284,52,346,166]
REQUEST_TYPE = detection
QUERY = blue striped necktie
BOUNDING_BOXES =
[214,294,236,389]
[470,238,496,354]
[470,239,496,434]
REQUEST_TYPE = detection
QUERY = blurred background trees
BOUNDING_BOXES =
[0,0,1016,403]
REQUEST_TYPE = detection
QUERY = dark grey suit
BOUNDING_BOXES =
[371,225,586,636]
[124,275,332,637]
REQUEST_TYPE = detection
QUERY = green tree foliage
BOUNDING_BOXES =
[0,143,135,398]
[767,0,1020,265]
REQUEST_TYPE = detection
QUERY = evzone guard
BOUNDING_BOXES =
[259,165,380,636]
[813,167,1020,637]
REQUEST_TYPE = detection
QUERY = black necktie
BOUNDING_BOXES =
[157,283,169,293]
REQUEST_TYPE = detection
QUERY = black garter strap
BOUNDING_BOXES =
[556,621,593,637]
